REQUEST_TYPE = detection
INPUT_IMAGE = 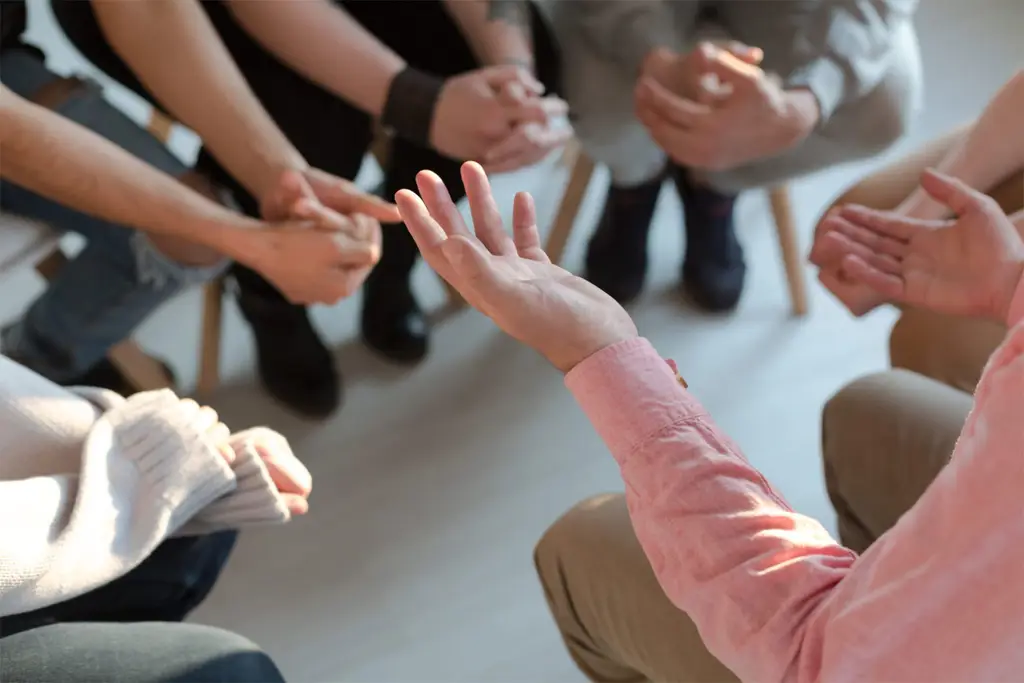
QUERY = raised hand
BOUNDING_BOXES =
[395,162,637,373]
[820,169,1024,322]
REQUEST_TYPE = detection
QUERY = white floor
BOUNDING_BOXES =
[6,1,1024,680]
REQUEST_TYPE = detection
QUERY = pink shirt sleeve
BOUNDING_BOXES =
[565,329,1024,681]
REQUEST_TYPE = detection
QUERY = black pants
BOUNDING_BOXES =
[51,0,560,306]
[0,533,277,683]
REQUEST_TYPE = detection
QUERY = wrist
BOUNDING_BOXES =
[196,211,269,265]
[380,66,445,146]
[781,88,820,146]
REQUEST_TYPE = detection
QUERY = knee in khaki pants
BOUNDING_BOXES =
[889,308,1006,394]
[535,495,737,683]
[821,369,971,553]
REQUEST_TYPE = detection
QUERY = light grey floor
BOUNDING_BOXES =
[5,1,1023,680]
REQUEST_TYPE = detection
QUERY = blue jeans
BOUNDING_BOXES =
[0,48,226,382]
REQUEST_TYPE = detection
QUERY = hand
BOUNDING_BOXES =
[245,170,383,305]
[395,161,638,372]
[230,428,312,516]
[482,86,571,173]
[430,66,551,162]
[189,400,234,465]
[635,44,818,171]
[640,42,762,102]
[810,209,890,316]
[820,169,1024,323]
[261,167,400,224]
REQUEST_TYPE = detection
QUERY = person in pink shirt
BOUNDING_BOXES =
[394,159,1024,681]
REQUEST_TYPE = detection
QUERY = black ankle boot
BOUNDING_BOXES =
[233,266,341,418]
[361,269,429,364]
[584,178,663,305]
[673,167,746,312]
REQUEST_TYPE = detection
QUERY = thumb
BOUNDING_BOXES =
[919,168,989,217]
[698,43,762,88]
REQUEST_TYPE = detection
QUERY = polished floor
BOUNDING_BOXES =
[5,1,1023,679]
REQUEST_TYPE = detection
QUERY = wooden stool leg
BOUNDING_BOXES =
[147,110,175,144]
[545,149,596,266]
[197,277,225,396]
[769,185,809,317]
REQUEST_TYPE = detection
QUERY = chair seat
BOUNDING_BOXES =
[0,213,60,280]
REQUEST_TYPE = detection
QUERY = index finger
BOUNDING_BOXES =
[838,205,943,241]
[636,78,712,129]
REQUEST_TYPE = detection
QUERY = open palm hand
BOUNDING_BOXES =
[395,162,637,373]
[820,170,1024,322]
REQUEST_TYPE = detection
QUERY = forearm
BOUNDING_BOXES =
[227,0,404,117]
[92,0,306,199]
[898,71,1024,221]
[0,86,262,261]
[443,0,533,70]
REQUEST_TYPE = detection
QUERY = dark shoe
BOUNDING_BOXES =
[673,167,746,312]
[584,178,663,305]
[66,356,176,396]
[235,273,341,418]
[361,271,429,364]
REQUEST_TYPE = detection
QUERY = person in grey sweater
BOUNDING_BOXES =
[543,0,921,311]
[0,353,310,681]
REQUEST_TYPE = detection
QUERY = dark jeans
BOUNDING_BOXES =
[0,533,279,683]
[51,0,561,304]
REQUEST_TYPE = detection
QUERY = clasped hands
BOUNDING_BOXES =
[431,65,571,174]
[634,42,818,172]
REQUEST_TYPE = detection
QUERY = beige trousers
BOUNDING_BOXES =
[533,131,1023,682]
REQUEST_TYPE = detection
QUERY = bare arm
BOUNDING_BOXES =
[898,70,1024,220]
[226,0,404,117]
[91,0,307,200]
[443,0,534,71]
[0,85,263,263]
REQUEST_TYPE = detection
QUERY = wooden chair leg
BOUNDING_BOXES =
[545,148,596,267]
[768,185,809,317]
[197,276,225,396]
[147,109,175,144]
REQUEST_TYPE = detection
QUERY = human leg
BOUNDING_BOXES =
[535,494,737,682]
[0,622,283,683]
[0,48,227,389]
[821,370,971,552]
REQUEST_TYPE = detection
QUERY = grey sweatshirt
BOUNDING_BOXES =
[558,0,919,120]
[0,354,299,617]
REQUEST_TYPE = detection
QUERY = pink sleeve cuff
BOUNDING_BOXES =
[1007,270,1024,328]
[565,338,705,459]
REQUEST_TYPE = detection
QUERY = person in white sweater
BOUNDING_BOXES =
[0,353,310,681]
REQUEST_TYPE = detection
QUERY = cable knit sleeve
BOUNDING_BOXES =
[0,357,236,617]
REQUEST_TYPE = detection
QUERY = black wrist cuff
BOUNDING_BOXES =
[380,67,445,147]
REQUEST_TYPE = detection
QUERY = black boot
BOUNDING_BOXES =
[232,265,341,418]
[583,178,664,305]
[68,357,176,397]
[361,267,429,364]
[673,167,746,312]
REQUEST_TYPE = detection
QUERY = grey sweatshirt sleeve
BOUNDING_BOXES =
[562,0,678,74]
[785,0,919,121]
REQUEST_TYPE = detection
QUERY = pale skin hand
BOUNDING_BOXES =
[634,43,820,172]
[233,429,312,516]
[819,169,1024,324]
[395,162,638,373]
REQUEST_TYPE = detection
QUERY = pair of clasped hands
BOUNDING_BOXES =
[244,66,568,309]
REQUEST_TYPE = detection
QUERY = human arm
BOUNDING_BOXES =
[0,83,269,263]
[781,0,920,122]
[89,0,306,200]
[225,0,403,118]
[443,0,534,71]
[896,70,1024,221]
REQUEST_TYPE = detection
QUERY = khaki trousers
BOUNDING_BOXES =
[534,131,1023,682]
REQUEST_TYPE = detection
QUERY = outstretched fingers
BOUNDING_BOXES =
[512,191,550,263]
[842,253,905,301]
[415,170,472,239]
[461,161,517,256]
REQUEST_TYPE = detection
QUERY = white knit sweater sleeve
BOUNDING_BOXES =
[0,356,236,617]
